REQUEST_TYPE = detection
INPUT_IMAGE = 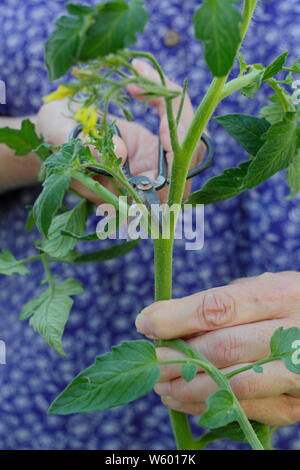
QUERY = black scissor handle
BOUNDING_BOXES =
[187,133,215,179]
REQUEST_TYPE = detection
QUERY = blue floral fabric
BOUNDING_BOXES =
[0,0,300,450]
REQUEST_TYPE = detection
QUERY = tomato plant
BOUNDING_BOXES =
[0,0,300,450]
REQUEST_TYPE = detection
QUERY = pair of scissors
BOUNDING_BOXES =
[69,122,214,209]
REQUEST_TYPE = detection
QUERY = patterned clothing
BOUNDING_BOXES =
[0,0,300,450]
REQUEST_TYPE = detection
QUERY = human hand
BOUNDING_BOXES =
[36,59,204,204]
[135,271,300,426]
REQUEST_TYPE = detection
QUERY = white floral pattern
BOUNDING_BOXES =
[0,0,300,450]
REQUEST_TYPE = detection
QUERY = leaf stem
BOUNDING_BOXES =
[72,171,124,210]
[225,356,281,379]
[193,432,220,450]
[266,78,295,112]
[131,51,181,157]
[41,254,54,287]
[176,78,188,126]
[221,69,262,100]
[158,353,264,450]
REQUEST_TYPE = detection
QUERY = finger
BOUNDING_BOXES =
[154,361,300,403]
[161,396,207,415]
[128,59,186,120]
[128,58,194,153]
[241,395,300,426]
[112,135,127,164]
[157,319,296,382]
[135,271,300,339]
[111,115,159,180]
[161,394,300,425]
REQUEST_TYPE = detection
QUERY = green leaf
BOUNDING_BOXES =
[72,239,140,263]
[25,206,35,232]
[284,56,300,73]
[45,14,86,81]
[193,0,243,77]
[244,113,299,188]
[79,0,148,61]
[286,150,300,198]
[61,230,99,242]
[0,119,42,156]
[44,139,85,172]
[180,362,197,382]
[237,53,247,74]
[20,278,83,356]
[262,51,289,81]
[187,161,250,205]
[66,3,95,16]
[188,114,298,205]
[48,340,160,414]
[259,102,285,125]
[253,365,263,373]
[270,327,300,374]
[41,201,88,258]
[240,66,264,99]
[132,77,181,101]
[0,250,30,276]
[215,114,270,156]
[206,421,270,444]
[199,389,238,429]
[33,173,71,237]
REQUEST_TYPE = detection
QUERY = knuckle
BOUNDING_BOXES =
[260,272,300,314]
[283,396,300,424]
[197,290,237,330]
[212,332,243,367]
[170,379,191,402]
[258,271,278,281]
[231,374,258,399]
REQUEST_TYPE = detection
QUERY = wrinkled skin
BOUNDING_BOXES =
[136,271,300,426]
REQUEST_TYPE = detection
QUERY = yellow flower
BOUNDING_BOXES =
[74,105,98,135]
[43,84,75,103]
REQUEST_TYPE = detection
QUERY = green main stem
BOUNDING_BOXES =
[154,237,196,450]
[152,0,261,451]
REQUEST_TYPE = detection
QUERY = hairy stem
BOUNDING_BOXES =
[154,237,196,449]
[41,254,54,287]
[266,78,295,112]
[221,69,262,100]
[131,50,181,156]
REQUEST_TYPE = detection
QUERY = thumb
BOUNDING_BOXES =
[112,135,128,166]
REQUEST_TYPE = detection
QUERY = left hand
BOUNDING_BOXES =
[37,59,204,205]
[135,271,300,426]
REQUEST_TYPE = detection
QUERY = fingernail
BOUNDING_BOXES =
[135,312,157,339]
